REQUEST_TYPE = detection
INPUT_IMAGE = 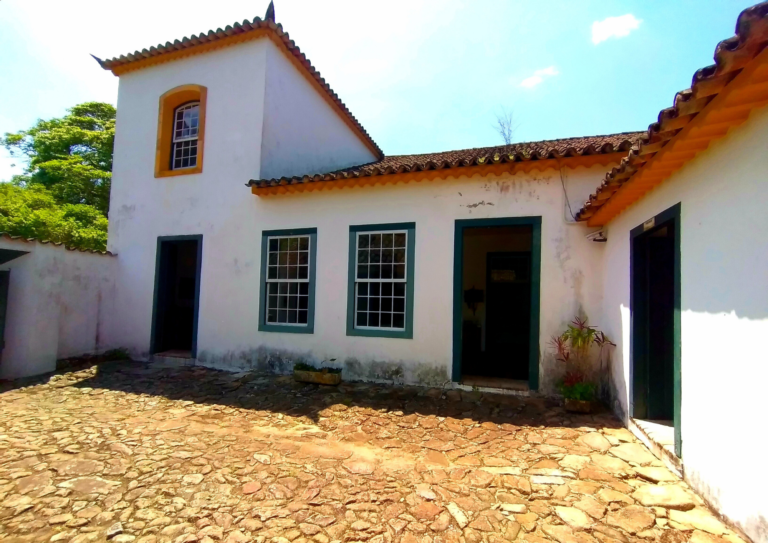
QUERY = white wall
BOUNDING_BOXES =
[105,39,270,358]
[259,40,377,180]
[0,239,116,379]
[601,105,768,542]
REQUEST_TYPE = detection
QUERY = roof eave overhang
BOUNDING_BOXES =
[249,152,627,196]
[98,21,383,160]
[583,48,768,227]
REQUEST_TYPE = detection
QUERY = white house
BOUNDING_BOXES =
[0,1,765,540]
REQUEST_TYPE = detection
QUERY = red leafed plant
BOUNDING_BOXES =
[551,316,615,401]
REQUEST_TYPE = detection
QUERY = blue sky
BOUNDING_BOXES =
[0,0,755,181]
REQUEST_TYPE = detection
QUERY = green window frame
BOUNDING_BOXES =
[346,222,415,339]
[258,228,317,334]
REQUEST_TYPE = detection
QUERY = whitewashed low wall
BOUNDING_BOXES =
[601,105,768,542]
[0,238,117,379]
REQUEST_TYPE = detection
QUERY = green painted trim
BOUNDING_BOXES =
[258,228,317,334]
[150,234,203,358]
[0,270,9,351]
[452,217,542,389]
[630,203,682,458]
[346,222,415,339]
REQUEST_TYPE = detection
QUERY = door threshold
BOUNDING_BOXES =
[629,418,682,476]
[460,375,530,393]
[155,350,193,359]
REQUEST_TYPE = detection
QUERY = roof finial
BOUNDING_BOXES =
[90,54,105,68]
[265,1,275,22]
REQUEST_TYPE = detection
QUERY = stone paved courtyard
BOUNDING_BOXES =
[0,363,749,543]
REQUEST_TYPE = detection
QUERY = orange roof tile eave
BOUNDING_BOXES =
[0,232,115,256]
[576,1,768,226]
[96,16,383,160]
[247,132,645,194]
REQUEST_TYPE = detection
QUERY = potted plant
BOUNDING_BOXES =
[551,317,615,413]
[293,362,342,386]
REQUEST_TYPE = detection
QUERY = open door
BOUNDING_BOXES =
[150,236,203,358]
[453,218,541,391]
[631,204,681,457]
[0,271,9,353]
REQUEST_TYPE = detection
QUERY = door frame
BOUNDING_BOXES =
[150,235,204,357]
[452,217,542,390]
[630,203,682,457]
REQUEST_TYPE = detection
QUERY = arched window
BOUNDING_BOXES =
[172,102,200,170]
[155,84,207,178]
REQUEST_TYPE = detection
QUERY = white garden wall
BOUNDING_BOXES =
[601,105,768,542]
[0,239,116,379]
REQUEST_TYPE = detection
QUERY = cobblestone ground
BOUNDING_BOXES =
[0,363,748,543]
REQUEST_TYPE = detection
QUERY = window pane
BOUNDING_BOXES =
[299,283,309,295]
[382,283,392,297]
[357,265,368,279]
[356,312,367,327]
[299,252,308,265]
[369,265,380,279]
[288,296,298,310]
[358,283,368,296]
[381,265,393,279]
[382,249,393,263]
[287,311,298,324]
[394,283,405,297]
[393,298,405,312]
[279,283,288,294]
[299,296,308,310]
[394,233,406,248]
[357,249,368,264]
[358,234,369,249]
[393,313,405,329]
[279,238,289,251]
[268,283,278,294]
[394,264,405,279]
[370,283,380,297]
[382,233,393,248]
[269,239,278,252]
[370,250,381,264]
[267,309,277,323]
[278,266,287,279]
[368,313,380,327]
[268,253,278,265]
[381,313,392,328]
[289,283,298,295]
[278,309,287,323]
[288,252,298,265]
[299,237,309,251]
[357,297,368,311]
[289,238,299,251]
[370,298,380,312]
[268,266,277,280]
[288,266,297,279]
[298,266,308,280]
[382,298,392,312]
[370,234,381,248]
[278,252,288,265]
[394,248,406,263]
[298,310,308,324]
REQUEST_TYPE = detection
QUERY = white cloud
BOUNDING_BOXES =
[591,14,642,45]
[519,66,559,89]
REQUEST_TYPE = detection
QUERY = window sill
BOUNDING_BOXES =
[347,328,412,339]
[259,323,314,334]
[155,166,203,178]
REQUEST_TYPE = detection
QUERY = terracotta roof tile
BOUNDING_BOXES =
[576,1,768,222]
[94,8,382,159]
[247,132,644,189]
[0,233,114,256]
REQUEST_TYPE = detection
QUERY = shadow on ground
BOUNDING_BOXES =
[60,360,626,430]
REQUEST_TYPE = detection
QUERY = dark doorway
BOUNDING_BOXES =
[151,236,203,358]
[453,219,541,390]
[631,204,681,456]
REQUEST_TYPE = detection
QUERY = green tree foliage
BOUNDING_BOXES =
[0,184,108,251]
[2,102,115,215]
[1,102,114,251]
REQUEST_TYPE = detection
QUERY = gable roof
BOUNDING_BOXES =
[576,1,768,225]
[247,132,643,195]
[94,9,383,159]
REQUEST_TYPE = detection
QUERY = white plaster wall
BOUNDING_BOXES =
[187,165,606,392]
[259,40,377,180]
[0,240,116,379]
[601,105,768,542]
[104,40,270,358]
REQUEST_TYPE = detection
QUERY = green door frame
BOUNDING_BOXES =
[150,235,204,358]
[630,203,682,457]
[452,217,542,390]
